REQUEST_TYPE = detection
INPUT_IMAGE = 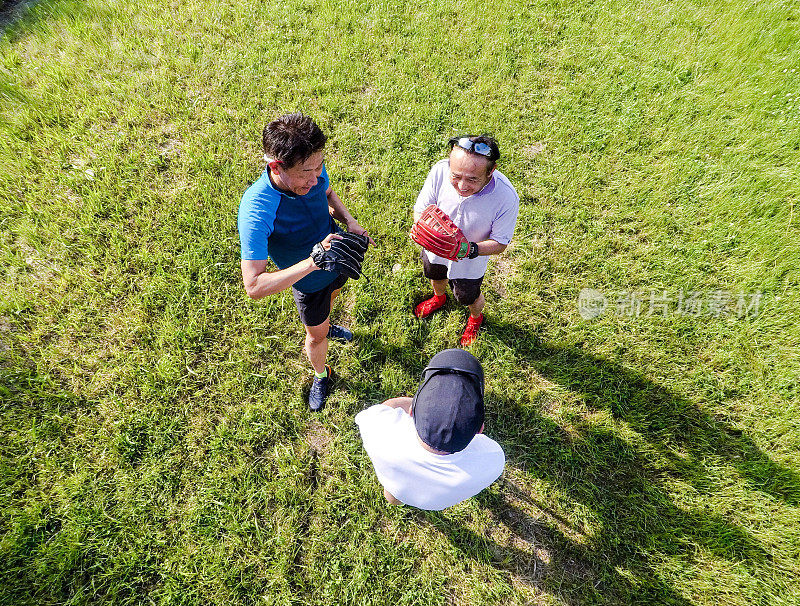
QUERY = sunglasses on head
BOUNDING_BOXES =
[448,136,496,160]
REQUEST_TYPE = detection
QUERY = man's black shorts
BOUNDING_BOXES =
[293,273,348,327]
[421,253,484,306]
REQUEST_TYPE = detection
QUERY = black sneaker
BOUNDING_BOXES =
[308,365,332,412]
[327,324,353,343]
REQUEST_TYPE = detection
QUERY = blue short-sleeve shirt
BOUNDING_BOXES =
[238,165,339,294]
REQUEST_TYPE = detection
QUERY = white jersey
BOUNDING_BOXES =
[413,159,520,280]
[355,404,505,511]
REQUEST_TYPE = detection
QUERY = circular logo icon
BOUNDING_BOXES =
[578,288,608,319]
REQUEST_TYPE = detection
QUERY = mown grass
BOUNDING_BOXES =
[1,0,799,604]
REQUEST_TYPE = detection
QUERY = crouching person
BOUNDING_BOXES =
[355,349,505,510]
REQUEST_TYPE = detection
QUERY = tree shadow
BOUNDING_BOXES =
[487,317,800,507]
[418,484,697,606]
[0,364,96,605]
[0,0,34,29]
[348,311,797,603]
[443,315,795,603]
[0,0,58,33]
[412,384,775,604]
[502,394,770,602]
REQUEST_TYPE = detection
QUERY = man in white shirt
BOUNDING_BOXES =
[355,349,505,510]
[412,135,520,346]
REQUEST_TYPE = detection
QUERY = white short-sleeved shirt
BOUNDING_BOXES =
[355,404,505,511]
[413,159,520,280]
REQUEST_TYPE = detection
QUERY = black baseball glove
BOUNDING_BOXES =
[311,232,370,280]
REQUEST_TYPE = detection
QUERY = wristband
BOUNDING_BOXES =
[468,242,480,259]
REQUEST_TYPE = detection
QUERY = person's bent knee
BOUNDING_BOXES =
[383,488,402,505]
[451,282,481,306]
[305,321,329,345]
[307,334,328,346]
[420,252,448,281]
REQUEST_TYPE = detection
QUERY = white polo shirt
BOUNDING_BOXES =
[355,404,505,511]
[413,159,520,280]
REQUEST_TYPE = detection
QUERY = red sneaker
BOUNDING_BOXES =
[460,314,484,346]
[414,294,447,318]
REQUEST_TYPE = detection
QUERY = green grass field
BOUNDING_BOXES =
[1,0,799,603]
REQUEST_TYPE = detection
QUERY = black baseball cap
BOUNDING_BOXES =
[411,349,485,453]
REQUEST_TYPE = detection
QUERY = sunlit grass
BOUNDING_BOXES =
[1,0,799,604]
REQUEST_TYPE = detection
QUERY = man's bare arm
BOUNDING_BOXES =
[327,187,376,245]
[241,258,317,299]
[381,396,412,413]
[473,239,507,256]
[327,187,355,225]
[240,233,342,299]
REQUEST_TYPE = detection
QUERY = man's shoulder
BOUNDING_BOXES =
[462,435,505,470]
[422,158,450,182]
[430,158,450,175]
[489,169,520,203]
[355,403,408,429]
[469,434,505,456]
[240,170,282,211]
[356,405,417,458]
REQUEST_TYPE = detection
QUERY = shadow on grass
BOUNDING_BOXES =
[487,318,800,508]
[416,389,773,604]
[420,488,697,606]
[485,398,767,604]
[0,0,35,28]
[430,317,794,604]
[0,0,58,32]
[0,363,181,605]
[349,315,795,604]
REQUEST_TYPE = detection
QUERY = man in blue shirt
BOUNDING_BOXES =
[238,113,374,411]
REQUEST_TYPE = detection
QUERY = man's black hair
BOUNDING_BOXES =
[471,134,500,166]
[450,134,500,172]
[262,113,327,168]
